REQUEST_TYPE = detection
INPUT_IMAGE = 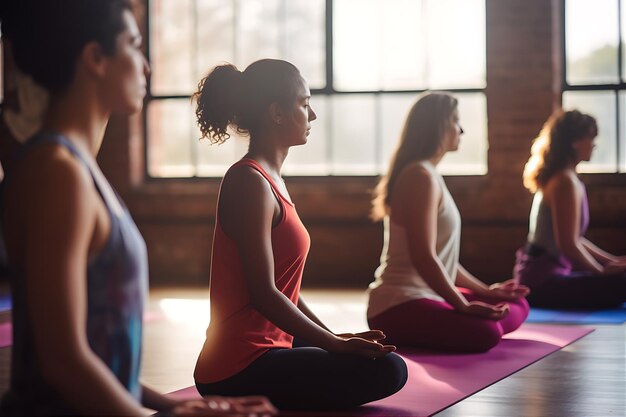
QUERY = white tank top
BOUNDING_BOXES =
[367,161,461,318]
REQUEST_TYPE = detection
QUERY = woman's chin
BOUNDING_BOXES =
[290,139,307,147]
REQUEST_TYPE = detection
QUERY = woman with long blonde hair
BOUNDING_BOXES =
[514,109,626,309]
[367,92,529,353]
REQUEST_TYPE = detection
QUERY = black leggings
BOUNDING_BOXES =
[195,346,408,411]
[523,270,626,310]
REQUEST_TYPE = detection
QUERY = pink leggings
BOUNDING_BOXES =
[368,288,530,353]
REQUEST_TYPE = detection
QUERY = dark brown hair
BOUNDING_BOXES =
[523,109,598,193]
[194,59,303,144]
[1,0,133,93]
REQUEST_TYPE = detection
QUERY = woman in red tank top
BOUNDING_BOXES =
[192,59,407,411]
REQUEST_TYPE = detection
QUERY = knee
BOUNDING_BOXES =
[465,323,503,353]
[511,297,531,324]
[195,382,211,397]
[514,296,530,315]
[375,352,408,394]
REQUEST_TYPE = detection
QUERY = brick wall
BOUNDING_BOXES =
[93,0,626,287]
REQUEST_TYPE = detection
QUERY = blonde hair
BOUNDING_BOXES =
[371,92,458,221]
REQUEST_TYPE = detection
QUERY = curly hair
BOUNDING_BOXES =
[523,109,598,193]
[193,59,303,145]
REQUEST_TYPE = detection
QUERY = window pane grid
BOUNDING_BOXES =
[563,0,626,173]
[620,92,626,171]
[146,0,487,177]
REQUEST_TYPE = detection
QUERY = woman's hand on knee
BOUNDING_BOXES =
[335,330,386,343]
[602,261,626,275]
[460,301,509,320]
[329,334,396,358]
[170,396,277,416]
[486,279,530,300]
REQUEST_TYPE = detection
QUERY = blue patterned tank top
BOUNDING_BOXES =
[1,132,148,415]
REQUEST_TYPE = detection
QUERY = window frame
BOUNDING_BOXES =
[143,0,487,180]
[561,0,626,173]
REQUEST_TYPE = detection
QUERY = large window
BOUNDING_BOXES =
[562,0,626,173]
[146,0,486,177]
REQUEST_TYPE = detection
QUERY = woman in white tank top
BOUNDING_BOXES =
[367,92,530,353]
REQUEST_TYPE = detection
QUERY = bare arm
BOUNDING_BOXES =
[21,153,148,416]
[219,167,390,357]
[141,386,179,413]
[19,153,275,417]
[392,166,468,310]
[297,297,331,332]
[392,165,508,319]
[456,265,530,301]
[580,238,619,263]
[455,264,489,294]
[297,297,386,342]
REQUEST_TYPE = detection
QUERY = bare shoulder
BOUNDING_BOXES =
[217,163,278,234]
[389,162,440,224]
[10,143,94,205]
[4,143,99,263]
[395,162,438,195]
[220,164,274,203]
[544,170,579,202]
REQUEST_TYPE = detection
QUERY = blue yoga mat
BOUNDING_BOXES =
[526,303,626,324]
[0,294,11,312]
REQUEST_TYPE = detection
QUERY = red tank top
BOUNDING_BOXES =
[194,159,311,383]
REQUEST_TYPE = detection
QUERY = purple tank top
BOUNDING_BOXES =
[514,182,589,285]
[1,132,147,415]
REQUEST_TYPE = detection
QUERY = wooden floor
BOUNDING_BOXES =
[0,288,624,416]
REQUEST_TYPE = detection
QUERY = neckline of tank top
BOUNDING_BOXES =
[237,157,295,207]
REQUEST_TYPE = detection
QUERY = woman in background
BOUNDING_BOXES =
[514,109,626,309]
[367,92,530,353]
[193,58,407,411]
[0,1,274,415]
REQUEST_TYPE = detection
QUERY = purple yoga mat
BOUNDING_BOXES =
[170,324,593,417]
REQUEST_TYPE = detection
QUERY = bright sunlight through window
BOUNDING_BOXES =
[563,0,626,173]
[146,0,487,177]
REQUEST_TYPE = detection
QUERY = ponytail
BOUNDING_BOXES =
[194,59,302,144]
[194,63,243,144]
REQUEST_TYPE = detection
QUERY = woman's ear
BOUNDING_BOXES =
[80,41,108,78]
[571,138,584,151]
[269,102,284,125]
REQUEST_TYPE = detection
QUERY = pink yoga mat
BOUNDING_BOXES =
[170,323,593,417]
[0,322,12,348]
